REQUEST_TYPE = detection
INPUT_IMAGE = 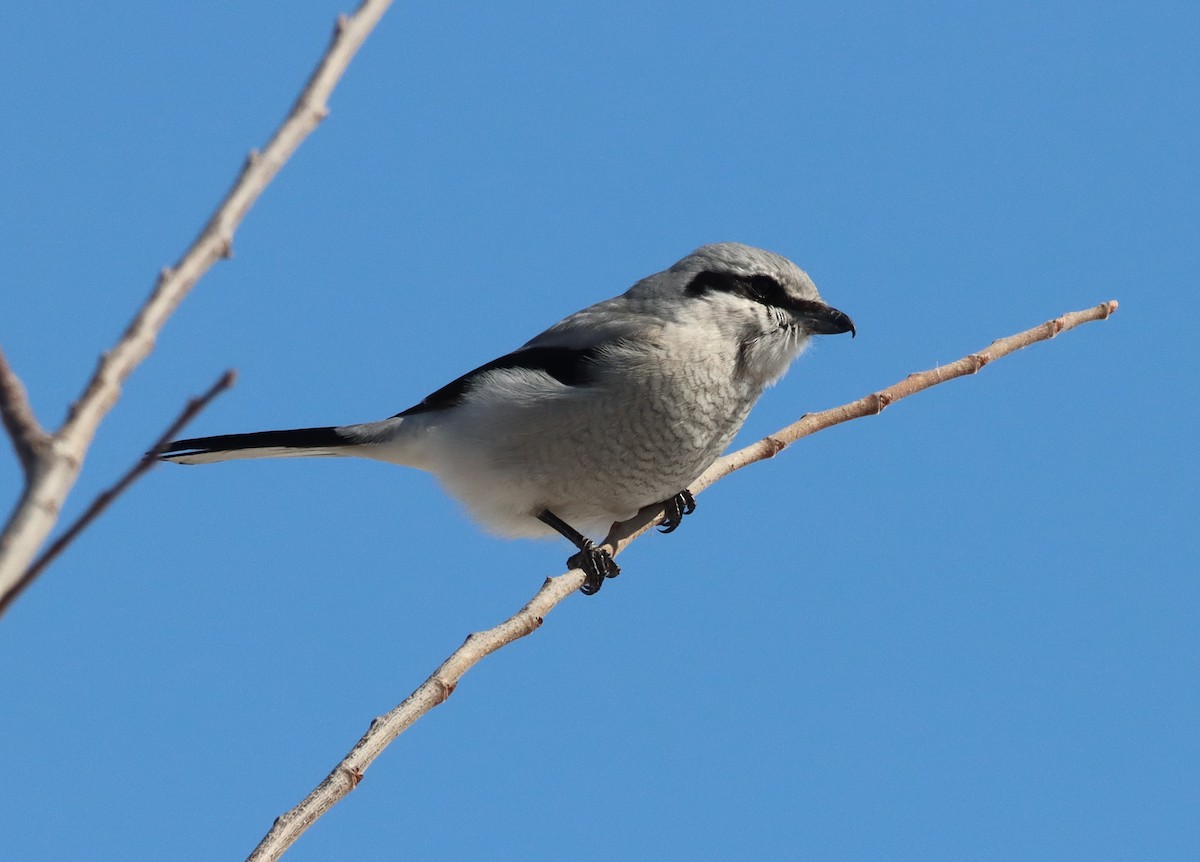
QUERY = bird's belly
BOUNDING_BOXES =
[423,383,753,539]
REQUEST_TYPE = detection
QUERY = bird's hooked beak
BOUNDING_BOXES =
[795,301,856,338]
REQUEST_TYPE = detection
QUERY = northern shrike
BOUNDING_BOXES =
[163,243,855,594]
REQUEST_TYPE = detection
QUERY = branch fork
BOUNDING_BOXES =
[0,0,396,617]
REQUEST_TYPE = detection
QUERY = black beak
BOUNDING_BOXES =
[801,303,856,338]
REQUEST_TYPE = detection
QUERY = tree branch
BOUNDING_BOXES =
[601,299,1122,555]
[246,299,1118,861]
[0,0,394,614]
[0,371,235,619]
[0,346,50,479]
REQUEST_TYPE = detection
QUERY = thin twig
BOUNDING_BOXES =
[246,299,1118,861]
[0,346,50,478]
[601,299,1122,555]
[0,371,235,618]
[0,0,394,611]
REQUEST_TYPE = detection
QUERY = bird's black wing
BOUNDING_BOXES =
[393,345,607,417]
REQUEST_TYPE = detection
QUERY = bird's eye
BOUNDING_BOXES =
[746,275,781,305]
[686,270,784,308]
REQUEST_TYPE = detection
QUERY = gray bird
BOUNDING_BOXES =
[162,243,855,594]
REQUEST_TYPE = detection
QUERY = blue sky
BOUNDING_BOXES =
[1,2,1196,860]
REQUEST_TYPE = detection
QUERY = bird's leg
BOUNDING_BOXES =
[537,509,619,595]
[658,489,697,534]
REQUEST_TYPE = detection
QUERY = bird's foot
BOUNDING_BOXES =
[568,542,621,595]
[658,489,697,534]
[537,508,620,596]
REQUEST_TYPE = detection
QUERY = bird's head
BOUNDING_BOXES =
[672,242,855,339]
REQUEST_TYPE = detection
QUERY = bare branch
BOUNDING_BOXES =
[246,299,1118,861]
[247,576,575,862]
[0,346,50,478]
[0,0,394,612]
[602,299,1122,555]
[0,371,235,619]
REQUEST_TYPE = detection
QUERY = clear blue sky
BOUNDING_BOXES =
[2,2,1196,860]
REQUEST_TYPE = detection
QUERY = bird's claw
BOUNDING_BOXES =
[658,489,697,534]
[569,543,620,595]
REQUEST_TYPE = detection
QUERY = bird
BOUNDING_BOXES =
[161,242,855,594]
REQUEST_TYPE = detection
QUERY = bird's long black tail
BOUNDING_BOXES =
[160,426,351,464]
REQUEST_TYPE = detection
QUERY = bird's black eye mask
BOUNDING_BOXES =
[686,270,844,326]
[686,269,795,311]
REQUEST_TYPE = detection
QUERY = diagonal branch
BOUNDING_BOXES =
[602,299,1122,554]
[0,0,394,614]
[0,346,50,478]
[246,299,1118,861]
[0,371,236,619]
